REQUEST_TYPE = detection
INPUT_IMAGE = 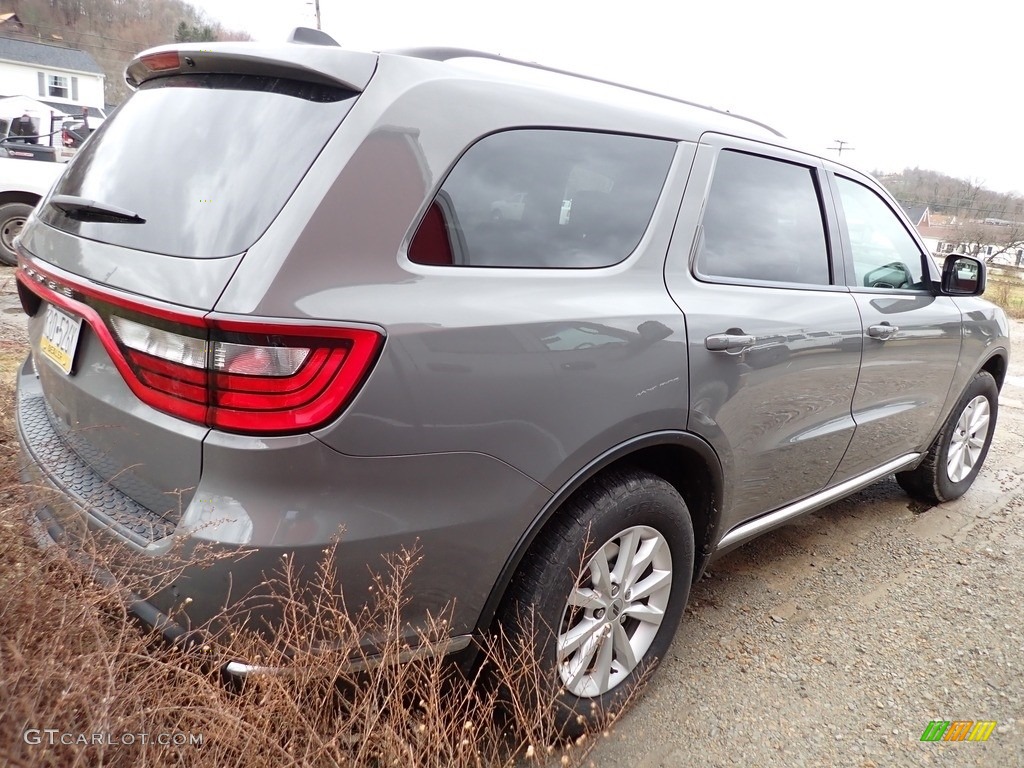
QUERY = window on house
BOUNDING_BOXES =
[48,75,69,99]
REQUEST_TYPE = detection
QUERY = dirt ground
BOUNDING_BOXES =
[2,265,1021,766]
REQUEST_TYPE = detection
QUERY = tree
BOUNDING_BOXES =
[950,220,1024,267]
[174,20,216,42]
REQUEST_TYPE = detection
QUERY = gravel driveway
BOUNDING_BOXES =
[590,321,1024,767]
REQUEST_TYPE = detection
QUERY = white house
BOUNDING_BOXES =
[917,219,1024,268]
[0,36,104,119]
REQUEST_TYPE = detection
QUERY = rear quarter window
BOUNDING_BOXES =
[409,130,676,269]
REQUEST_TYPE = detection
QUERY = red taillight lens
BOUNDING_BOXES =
[206,321,382,433]
[107,314,383,434]
[19,267,384,435]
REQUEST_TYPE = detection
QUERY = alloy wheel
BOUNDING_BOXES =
[946,395,991,483]
[556,525,673,698]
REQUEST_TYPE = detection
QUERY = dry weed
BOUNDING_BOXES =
[0,384,619,767]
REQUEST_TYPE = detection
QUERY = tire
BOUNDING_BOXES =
[0,201,34,267]
[498,468,694,735]
[896,371,998,504]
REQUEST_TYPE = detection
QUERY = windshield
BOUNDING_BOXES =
[39,74,358,258]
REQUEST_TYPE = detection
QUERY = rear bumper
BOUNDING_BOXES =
[25,504,196,647]
[27,505,476,676]
[15,353,549,648]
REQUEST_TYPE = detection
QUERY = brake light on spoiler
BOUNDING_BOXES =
[139,50,181,73]
[18,266,384,436]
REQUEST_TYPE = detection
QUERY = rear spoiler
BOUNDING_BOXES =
[125,30,377,92]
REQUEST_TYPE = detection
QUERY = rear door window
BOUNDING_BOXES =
[409,129,676,268]
[38,74,358,258]
[695,150,832,286]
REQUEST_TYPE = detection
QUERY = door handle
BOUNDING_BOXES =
[867,323,899,340]
[705,333,756,352]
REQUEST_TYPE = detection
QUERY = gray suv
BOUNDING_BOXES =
[14,31,1009,729]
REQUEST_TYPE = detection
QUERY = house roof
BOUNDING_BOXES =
[901,204,929,227]
[0,35,103,75]
[0,94,73,114]
[38,98,82,114]
[917,224,958,241]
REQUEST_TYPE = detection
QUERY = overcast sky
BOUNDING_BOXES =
[190,0,1023,195]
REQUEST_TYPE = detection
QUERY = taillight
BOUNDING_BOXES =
[108,314,382,434]
[207,318,382,433]
[19,266,384,435]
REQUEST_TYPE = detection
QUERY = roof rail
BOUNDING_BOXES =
[386,47,785,138]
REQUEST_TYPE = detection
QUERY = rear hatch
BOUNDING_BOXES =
[17,42,377,534]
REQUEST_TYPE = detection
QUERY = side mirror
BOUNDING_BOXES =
[941,254,986,296]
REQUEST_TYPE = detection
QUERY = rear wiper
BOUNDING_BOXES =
[50,194,146,224]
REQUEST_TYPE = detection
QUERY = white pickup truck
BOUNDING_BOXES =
[0,156,62,266]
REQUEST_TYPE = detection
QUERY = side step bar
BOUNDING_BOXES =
[716,453,921,553]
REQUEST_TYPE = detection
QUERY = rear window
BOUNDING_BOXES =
[39,74,358,258]
[408,130,676,268]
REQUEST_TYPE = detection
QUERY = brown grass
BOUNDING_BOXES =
[0,383,617,767]
[987,277,1024,319]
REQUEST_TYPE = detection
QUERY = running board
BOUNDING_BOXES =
[715,453,921,552]
[223,634,474,679]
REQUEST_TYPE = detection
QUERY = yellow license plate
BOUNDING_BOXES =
[40,304,83,375]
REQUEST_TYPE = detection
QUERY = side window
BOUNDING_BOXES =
[409,130,675,268]
[834,176,927,291]
[695,150,831,286]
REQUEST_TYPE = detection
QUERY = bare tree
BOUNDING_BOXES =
[951,220,1024,267]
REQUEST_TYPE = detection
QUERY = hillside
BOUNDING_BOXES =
[878,167,1024,223]
[1,0,249,105]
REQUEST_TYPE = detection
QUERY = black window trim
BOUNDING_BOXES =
[690,140,848,293]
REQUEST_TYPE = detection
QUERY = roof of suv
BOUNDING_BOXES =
[126,31,785,145]
[388,46,785,139]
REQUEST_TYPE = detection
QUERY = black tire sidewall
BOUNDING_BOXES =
[0,202,33,266]
[934,372,998,501]
[516,473,694,731]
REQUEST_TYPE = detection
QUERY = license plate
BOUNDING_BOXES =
[40,304,83,375]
